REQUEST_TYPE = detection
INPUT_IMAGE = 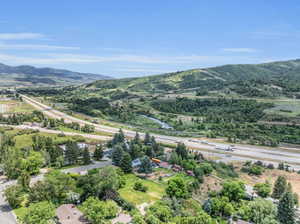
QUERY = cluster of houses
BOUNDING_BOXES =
[131,157,196,177]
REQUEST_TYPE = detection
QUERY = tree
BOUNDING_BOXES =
[83,147,91,165]
[146,202,172,223]
[21,201,55,224]
[245,198,278,224]
[198,163,213,175]
[138,156,153,174]
[134,181,148,192]
[133,132,141,145]
[166,177,189,199]
[24,151,44,175]
[94,144,104,161]
[78,166,123,200]
[29,170,76,204]
[81,197,118,224]
[65,141,80,165]
[112,145,124,166]
[120,152,132,173]
[278,192,296,224]
[221,181,245,202]
[254,182,272,198]
[174,211,213,224]
[144,132,151,145]
[175,143,188,159]
[272,176,287,199]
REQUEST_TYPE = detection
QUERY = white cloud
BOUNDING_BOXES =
[0,53,262,66]
[0,33,45,40]
[222,48,258,53]
[0,43,79,50]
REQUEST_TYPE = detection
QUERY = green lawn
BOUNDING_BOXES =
[8,130,86,149]
[14,207,27,221]
[57,126,113,137]
[119,174,166,205]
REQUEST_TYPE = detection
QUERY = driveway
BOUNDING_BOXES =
[62,159,112,174]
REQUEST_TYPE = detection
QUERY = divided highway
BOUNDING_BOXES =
[21,95,300,170]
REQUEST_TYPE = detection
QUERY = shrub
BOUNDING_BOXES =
[254,182,272,198]
[133,181,148,192]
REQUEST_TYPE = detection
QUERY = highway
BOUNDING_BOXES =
[21,94,300,170]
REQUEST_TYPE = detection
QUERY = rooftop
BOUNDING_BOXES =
[56,204,88,224]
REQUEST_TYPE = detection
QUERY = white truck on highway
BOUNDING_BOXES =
[215,144,234,151]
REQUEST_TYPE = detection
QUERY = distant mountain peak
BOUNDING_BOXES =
[0,62,112,87]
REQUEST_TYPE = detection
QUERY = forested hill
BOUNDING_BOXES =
[88,59,300,97]
[0,63,111,87]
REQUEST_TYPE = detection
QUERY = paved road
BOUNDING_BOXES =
[21,95,300,170]
[0,160,111,223]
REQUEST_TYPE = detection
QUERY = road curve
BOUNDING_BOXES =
[21,94,300,170]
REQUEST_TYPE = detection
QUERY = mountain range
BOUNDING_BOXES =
[0,63,111,87]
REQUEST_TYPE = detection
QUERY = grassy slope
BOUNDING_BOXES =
[89,59,300,94]
[119,174,165,205]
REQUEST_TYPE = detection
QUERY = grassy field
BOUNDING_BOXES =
[263,99,300,117]
[4,129,88,149]
[119,174,166,205]
[0,100,35,114]
[57,126,113,137]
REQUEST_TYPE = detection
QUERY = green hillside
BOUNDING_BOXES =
[88,59,300,98]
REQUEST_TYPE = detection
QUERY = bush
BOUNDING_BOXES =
[248,165,264,176]
[133,181,148,192]
[254,182,272,198]
[198,163,213,175]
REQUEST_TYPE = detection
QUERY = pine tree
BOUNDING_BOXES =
[112,145,124,166]
[133,132,141,145]
[83,147,91,165]
[176,142,188,160]
[65,141,79,165]
[93,144,104,161]
[272,176,287,199]
[278,192,296,224]
[120,152,132,173]
[144,132,151,145]
[138,156,152,174]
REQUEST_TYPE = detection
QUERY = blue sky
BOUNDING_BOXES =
[0,1,300,77]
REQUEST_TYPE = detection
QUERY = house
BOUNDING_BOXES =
[151,158,172,169]
[172,164,183,172]
[56,204,88,224]
[132,158,142,168]
[59,142,89,152]
[112,213,132,224]
[159,161,172,169]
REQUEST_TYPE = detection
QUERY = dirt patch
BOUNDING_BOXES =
[193,175,223,201]
[240,169,300,196]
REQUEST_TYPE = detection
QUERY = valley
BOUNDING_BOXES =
[1,59,300,224]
